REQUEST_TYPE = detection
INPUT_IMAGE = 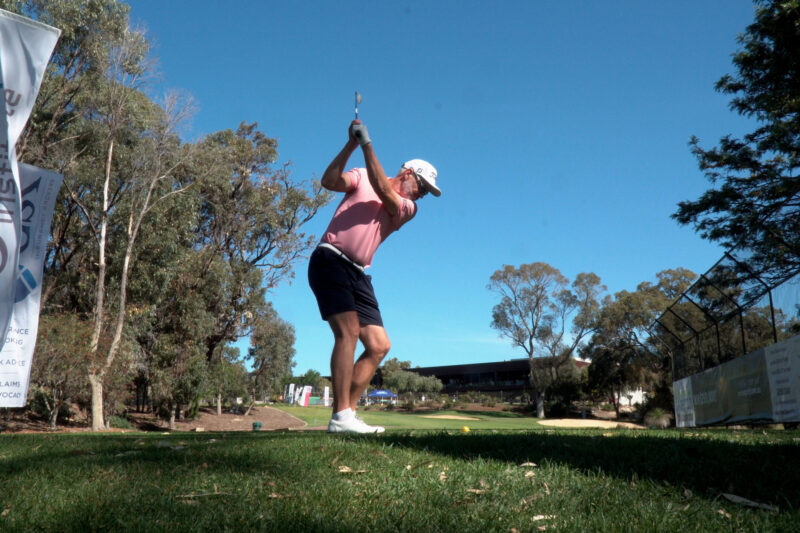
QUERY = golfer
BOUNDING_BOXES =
[308,119,440,433]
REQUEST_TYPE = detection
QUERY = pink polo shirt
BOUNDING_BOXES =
[321,168,417,268]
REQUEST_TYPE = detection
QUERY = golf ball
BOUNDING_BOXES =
[461,426,470,433]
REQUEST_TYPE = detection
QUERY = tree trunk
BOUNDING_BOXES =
[88,373,105,431]
[217,393,222,416]
[169,403,176,430]
[87,140,114,431]
[535,391,545,419]
[136,380,148,413]
[47,393,59,430]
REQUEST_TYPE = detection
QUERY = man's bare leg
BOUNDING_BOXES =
[326,311,361,414]
[349,325,391,408]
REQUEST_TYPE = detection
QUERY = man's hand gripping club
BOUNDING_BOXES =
[350,120,371,146]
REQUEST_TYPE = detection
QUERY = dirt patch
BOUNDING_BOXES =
[538,419,644,429]
[1,406,307,434]
[130,406,308,433]
[418,414,481,421]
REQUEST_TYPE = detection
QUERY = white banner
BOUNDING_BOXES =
[300,385,313,407]
[765,335,800,422]
[673,334,800,427]
[673,376,695,428]
[0,164,62,407]
[0,9,60,342]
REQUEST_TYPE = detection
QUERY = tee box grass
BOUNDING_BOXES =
[1,411,798,531]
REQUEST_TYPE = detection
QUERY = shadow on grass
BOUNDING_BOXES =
[2,429,799,527]
[381,431,800,510]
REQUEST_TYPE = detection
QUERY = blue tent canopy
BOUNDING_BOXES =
[367,389,397,398]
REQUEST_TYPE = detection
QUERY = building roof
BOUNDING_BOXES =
[409,358,588,376]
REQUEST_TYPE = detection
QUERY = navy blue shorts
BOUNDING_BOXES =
[308,246,383,327]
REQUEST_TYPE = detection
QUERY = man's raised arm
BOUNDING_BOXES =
[350,121,402,216]
[320,123,360,192]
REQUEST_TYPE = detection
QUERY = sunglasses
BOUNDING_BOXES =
[409,169,428,196]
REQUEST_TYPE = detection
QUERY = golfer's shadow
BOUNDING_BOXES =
[379,431,800,510]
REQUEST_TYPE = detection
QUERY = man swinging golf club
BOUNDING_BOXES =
[308,118,440,433]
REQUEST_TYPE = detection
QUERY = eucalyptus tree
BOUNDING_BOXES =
[132,234,215,426]
[382,369,443,404]
[190,123,330,375]
[248,305,296,402]
[4,0,141,309]
[205,346,249,412]
[582,268,697,413]
[673,0,800,285]
[7,1,327,429]
[2,0,180,429]
[30,313,93,429]
[89,92,197,430]
[488,263,604,417]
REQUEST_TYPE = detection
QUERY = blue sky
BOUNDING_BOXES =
[127,0,758,375]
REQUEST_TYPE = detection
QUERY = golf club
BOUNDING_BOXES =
[355,91,362,119]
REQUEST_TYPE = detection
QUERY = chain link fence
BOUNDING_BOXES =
[654,248,800,382]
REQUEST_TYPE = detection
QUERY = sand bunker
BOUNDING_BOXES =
[419,414,481,421]
[538,419,643,429]
[417,415,642,427]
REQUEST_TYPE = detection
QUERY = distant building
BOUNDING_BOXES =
[373,358,589,395]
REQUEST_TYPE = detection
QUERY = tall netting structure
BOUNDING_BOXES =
[652,245,800,427]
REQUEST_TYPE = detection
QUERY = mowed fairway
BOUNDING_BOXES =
[274,405,551,431]
[1,419,798,532]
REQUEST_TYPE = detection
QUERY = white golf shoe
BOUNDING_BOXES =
[328,414,385,434]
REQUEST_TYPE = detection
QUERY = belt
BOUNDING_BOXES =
[318,243,365,272]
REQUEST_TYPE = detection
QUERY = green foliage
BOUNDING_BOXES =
[582,269,699,412]
[381,357,411,373]
[488,262,605,416]
[297,369,322,392]
[643,407,672,429]
[674,0,800,283]
[31,313,133,427]
[106,415,131,429]
[205,347,249,406]
[28,390,71,420]
[382,369,443,396]
[3,0,330,427]
[248,307,296,399]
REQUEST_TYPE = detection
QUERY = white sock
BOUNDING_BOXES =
[333,408,354,422]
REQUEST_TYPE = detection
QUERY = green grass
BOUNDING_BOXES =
[1,423,798,532]
[275,404,542,431]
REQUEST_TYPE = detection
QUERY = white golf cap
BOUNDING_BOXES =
[402,159,441,197]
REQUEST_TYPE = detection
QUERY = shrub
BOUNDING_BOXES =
[644,407,672,429]
[108,415,132,429]
[545,400,570,418]
[29,391,70,420]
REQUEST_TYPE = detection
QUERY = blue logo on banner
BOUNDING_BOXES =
[15,264,37,302]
